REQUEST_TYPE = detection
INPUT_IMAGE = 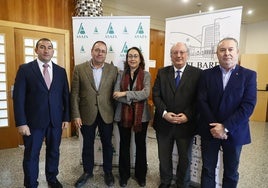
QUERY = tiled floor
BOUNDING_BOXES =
[0,121,267,188]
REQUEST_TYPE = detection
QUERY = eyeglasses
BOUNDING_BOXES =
[171,51,187,55]
[94,48,107,54]
[128,54,139,59]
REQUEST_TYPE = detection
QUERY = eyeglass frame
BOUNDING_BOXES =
[127,54,140,59]
[94,48,107,54]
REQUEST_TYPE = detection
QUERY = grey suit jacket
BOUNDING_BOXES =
[152,64,202,138]
[70,60,118,125]
[114,70,151,123]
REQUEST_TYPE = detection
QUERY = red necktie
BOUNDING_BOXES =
[43,63,51,89]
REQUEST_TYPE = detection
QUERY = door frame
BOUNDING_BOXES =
[0,20,70,149]
[0,20,70,81]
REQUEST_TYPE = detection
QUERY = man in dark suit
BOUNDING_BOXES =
[197,37,257,188]
[153,42,202,188]
[71,41,118,187]
[13,38,70,188]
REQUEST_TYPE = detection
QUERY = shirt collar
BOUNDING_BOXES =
[37,58,52,67]
[219,65,236,74]
[173,64,186,73]
[90,59,104,69]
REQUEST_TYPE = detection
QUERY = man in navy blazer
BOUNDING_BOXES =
[13,38,70,188]
[197,37,257,188]
[153,42,202,188]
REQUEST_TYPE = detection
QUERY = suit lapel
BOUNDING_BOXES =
[99,63,108,91]
[214,66,224,93]
[31,60,48,89]
[50,63,58,90]
[223,66,240,92]
[179,65,191,88]
[83,61,97,90]
[218,66,240,113]
[167,66,176,93]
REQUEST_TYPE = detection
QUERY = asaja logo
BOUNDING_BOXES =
[108,45,114,53]
[120,42,128,57]
[105,22,117,38]
[123,26,128,34]
[135,22,147,39]
[93,26,99,34]
[76,23,88,38]
[80,45,85,53]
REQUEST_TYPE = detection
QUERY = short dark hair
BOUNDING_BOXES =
[91,41,107,51]
[35,38,53,48]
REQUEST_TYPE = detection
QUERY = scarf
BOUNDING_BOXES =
[121,67,145,132]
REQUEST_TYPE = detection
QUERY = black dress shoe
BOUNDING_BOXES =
[104,172,114,186]
[75,172,93,188]
[119,179,127,187]
[158,183,171,188]
[48,179,63,188]
[134,176,146,187]
[138,180,146,187]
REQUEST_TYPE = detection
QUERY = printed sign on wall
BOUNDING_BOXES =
[72,16,150,71]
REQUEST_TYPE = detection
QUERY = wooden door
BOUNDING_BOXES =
[0,26,18,149]
[15,29,65,69]
[0,26,67,149]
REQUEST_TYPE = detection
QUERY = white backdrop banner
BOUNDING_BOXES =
[164,6,242,187]
[72,16,150,70]
[72,16,150,166]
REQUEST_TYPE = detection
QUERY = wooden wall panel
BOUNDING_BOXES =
[0,0,74,30]
[149,29,165,100]
[240,54,268,122]
[249,91,268,122]
[0,0,75,73]
[150,29,165,69]
[241,54,268,90]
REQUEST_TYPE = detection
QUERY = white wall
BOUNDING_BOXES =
[242,21,268,54]
[239,24,247,55]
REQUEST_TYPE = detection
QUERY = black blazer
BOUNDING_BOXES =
[152,64,202,138]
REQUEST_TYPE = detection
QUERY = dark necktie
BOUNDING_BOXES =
[175,70,181,88]
[43,63,51,89]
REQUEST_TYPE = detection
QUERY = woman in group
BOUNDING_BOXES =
[113,47,151,187]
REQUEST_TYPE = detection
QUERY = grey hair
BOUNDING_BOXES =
[217,37,239,49]
[170,42,189,54]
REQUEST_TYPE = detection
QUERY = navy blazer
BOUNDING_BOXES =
[13,60,70,128]
[152,65,202,138]
[197,65,257,145]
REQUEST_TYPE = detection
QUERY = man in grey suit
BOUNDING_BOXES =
[152,42,202,188]
[71,41,118,188]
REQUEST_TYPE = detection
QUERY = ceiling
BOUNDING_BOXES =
[103,0,268,25]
